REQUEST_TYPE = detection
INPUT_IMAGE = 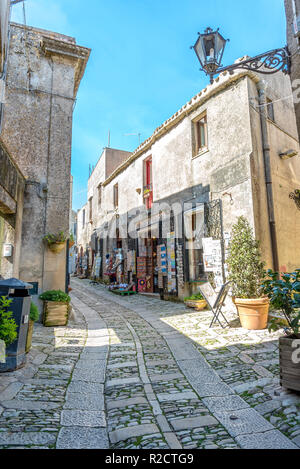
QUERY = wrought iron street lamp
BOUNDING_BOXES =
[192,27,290,84]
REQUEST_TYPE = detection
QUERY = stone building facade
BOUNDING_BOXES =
[285,0,300,140]
[0,22,90,296]
[77,67,300,300]
[76,147,131,277]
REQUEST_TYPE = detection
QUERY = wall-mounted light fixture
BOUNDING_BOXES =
[279,149,298,160]
[289,189,300,210]
[223,192,234,205]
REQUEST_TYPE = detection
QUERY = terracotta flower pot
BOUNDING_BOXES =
[48,242,65,254]
[235,297,270,330]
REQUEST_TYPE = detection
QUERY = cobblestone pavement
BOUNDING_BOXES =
[0,277,299,449]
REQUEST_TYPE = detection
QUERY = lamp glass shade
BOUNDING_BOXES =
[193,28,227,74]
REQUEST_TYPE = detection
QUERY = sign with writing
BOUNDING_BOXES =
[3,244,13,257]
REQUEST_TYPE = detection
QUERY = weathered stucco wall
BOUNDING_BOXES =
[248,72,300,272]
[0,23,89,291]
[0,141,25,279]
[285,0,300,141]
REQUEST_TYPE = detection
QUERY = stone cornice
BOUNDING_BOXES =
[41,36,91,97]
[102,69,260,187]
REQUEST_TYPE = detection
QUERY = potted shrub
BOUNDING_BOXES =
[43,231,67,254]
[226,216,269,330]
[25,302,40,353]
[0,296,18,361]
[184,293,207,311]
[263,269,300,392]
[39,290,71,327]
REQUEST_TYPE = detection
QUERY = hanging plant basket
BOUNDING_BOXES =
[43,231,67,254]
[48,242,66,254]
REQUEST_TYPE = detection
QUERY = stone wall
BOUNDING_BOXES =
[0,23,90,292]
[285,0,300,141]
[0,141,25,279]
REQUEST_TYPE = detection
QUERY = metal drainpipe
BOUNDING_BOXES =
[257,80,279,272]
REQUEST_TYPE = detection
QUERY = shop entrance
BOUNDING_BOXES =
[137,232,159,294]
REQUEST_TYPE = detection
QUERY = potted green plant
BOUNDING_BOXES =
[25,302,40,353]
[184,293,207,311]
[69,232,75,248]
[43,231,67,254]
[39,290,71,327]
[226,216,269,330]
[263,269,300,391]
[0,296,18,361]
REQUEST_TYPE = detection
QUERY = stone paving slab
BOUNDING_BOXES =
[171,415,219,431]
[110,350,136,357]
[0,382,24,401]
[106,396,148,411]
[214,408,275,437]
[74,359,106,370]
[67,381,104,395]
[150,373,183,383]
[107,361,137,370]
[1,400,61,410]
[109,423,160,444]
[105,377,141,388]
[56,427,109,449]
[64,392,105,411]
[236,430,298,449]
[157,391,198,402]
[71,367,105,384]
[177,359,224,385]
[0,431,57,446]
[80,348,108,358]
[164,338,202,360]
[202,395,250,412]
[61,410,106,428]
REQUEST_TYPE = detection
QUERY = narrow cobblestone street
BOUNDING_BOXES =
[0,278,300,449]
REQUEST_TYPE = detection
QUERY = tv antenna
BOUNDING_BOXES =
[11,0,26,5]
[124,132,142,146]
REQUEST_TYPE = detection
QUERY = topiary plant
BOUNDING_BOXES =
[226,216,265,299]
[0,296,18,346]
[39,290,71,303]
[30,302,40,322]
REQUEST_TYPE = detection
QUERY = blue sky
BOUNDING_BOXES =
[11,0,286,210]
